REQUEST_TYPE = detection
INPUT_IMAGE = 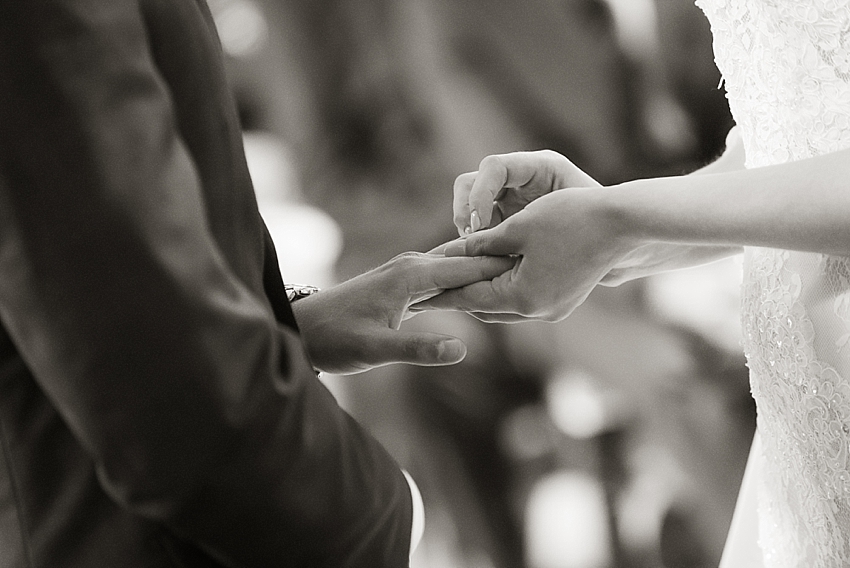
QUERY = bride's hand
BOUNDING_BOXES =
[453,150,601,236]
[424,187,639,322]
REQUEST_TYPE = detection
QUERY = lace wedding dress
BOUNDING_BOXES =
[693,0,850,566]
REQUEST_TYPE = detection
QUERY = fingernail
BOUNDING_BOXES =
[444,239,467,257]
[470,210,481,232]
[438,339,466,363]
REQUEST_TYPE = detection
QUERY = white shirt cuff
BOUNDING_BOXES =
[402,470,425,561]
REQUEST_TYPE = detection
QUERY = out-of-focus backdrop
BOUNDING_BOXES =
[211,1,753,566]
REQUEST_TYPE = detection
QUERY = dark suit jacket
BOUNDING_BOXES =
[0,0,412,566]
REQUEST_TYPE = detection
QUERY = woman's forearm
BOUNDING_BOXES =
[605,147,850,257]
[601,126,746,283]
[601,243,740,285]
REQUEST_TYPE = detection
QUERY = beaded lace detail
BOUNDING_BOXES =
[695,1,850,566]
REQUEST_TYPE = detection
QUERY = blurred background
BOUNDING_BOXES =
[210,1,754,566]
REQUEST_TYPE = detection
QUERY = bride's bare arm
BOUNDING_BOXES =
[429,131,850,322]
[606,144,850,257]
[600,126,747,285]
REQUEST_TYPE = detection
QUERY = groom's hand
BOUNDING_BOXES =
[453,150,600,236]
[290,252,515,374]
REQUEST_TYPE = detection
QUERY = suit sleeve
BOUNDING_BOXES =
[0,1,412,566]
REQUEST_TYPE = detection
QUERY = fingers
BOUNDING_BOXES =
[427,241,449,255]
[453,151,603,236]
[467,155,512,230]
[490,201,505,227]
[414,254,516,293]
[409,302,532,324]
[415,279,516,315]
[467,153,552,230]
[454,151,569,235]
[467,312,531,324]
[442,224,522,258]
[453,154,531,234]
[453,172,476,235]
[433,215,524,259]
[371,330,468,367]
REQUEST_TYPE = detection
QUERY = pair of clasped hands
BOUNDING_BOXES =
[292,151,642,375]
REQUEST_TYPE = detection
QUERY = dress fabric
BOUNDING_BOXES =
[694,0,850,566]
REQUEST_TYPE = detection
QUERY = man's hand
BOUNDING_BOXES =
[290,252,515,374]
[453,150,600,235]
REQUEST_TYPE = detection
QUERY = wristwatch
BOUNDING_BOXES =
[285,284,320,303]
[284,284,323,377]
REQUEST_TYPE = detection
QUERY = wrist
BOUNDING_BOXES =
[288,290,326,375]
[590,183,648,252]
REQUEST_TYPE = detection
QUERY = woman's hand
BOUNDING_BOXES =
[451,128,747,287]
[424,187,638,322]
[291,252,515,374]
[453,150,600,236]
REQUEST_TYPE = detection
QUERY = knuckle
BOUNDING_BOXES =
[390,251,423,267]
[539,149,572,173]
[465,239,484,257]
[478,154,505,174]
[538,149,562,161]
[500,220,523,242]
[388,252,427,290]
[454,172,476,191]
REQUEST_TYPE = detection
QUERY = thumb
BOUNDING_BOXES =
[443,225,521,258]
[376,330,467,367]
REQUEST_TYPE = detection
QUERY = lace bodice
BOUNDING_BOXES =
[697,0,850,167]
[694,1,850,567]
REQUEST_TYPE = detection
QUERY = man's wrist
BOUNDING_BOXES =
[285,285,323,376]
